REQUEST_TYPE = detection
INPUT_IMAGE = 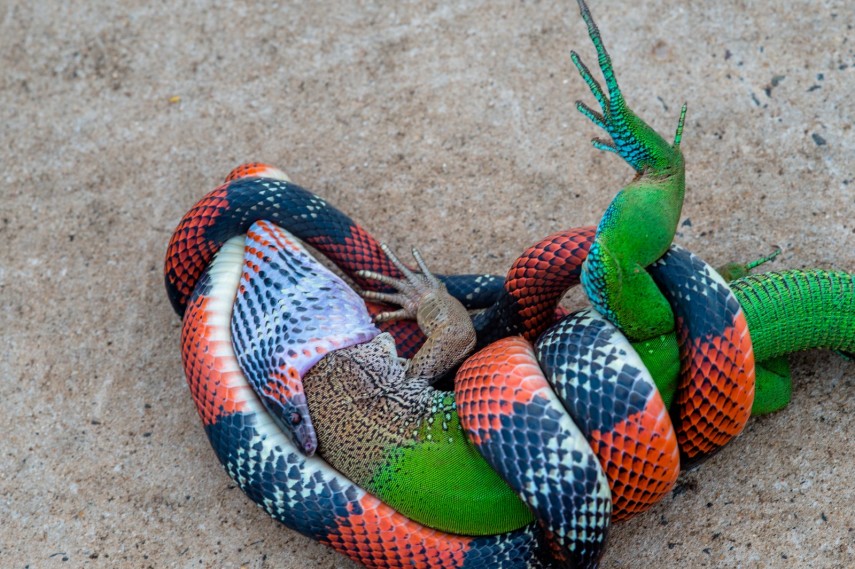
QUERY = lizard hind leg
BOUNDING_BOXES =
[572,0,685,174]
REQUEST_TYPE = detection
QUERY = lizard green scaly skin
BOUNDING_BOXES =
[302,246,534,535]
[570,0,798,417]
[573,0,687,343]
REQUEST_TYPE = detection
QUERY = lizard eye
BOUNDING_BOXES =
[290,412,302,425]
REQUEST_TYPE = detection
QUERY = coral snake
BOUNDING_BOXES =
[165,1,855,567]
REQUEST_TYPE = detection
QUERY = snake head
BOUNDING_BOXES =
[229,220,379,457]
[266,392,318,457]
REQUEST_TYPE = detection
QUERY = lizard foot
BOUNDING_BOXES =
[571,0,686,173]
[717,246,782,282]
[356,244,444,323]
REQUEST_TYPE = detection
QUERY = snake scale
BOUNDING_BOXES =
[165,1,855,567]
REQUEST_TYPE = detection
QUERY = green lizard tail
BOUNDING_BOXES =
[731,270,855,361]
[645,269,855,415]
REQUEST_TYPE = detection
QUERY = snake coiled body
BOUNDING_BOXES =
[169,171,855,567]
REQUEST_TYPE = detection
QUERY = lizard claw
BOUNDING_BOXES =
[357,244,443,323]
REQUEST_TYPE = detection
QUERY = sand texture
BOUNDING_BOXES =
[2,1,854,567]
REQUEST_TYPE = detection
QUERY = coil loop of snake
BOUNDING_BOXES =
[165,2,855,568]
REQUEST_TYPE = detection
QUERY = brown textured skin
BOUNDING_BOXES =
[303,334,433,482]
[405,277,477,382]
[303,248,476,484]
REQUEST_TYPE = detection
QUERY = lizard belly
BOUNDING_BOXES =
[303,333,534,536]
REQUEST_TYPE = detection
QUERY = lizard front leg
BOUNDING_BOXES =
[358,244,477,383]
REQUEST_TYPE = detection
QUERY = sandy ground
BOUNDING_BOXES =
[2,1,854,567]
